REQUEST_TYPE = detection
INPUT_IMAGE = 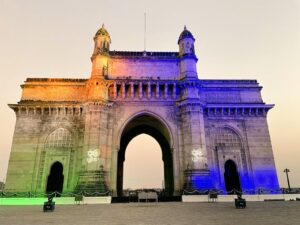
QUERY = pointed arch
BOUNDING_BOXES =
[117,110,174,149]
[213,126,249,192]
[36,127,75,192]
[46,161,64,196]
[224,159,241,194]
[117,111,174,197]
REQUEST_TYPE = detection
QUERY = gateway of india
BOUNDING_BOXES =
[5,25,279,197]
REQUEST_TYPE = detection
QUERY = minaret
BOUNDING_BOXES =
[178,26,213,191]
[76,25,112,195]
[178,26,198,80]
[88,24,111,101]
[178,26,200,100]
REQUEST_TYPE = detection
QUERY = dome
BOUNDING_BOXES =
[95,24,110,37]
[178,26,195,43]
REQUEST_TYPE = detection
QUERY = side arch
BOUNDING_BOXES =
[224,159,241,194]
[213,126,249,192]
[46,161,64,196]
[36,127,75,193]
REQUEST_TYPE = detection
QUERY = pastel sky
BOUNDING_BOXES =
[0,0,299,188]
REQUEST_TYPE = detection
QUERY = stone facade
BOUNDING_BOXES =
[5,25,279,196]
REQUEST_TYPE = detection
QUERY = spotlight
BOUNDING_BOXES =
[43,195,55,212]
[235,193,246,209]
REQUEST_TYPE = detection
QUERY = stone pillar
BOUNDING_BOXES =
[121,82,126,99]
[110,148,119,196]
[139,82,143,99]
[130,82,134,98]
[173,83,176,99]
[156,83,160,98]
[113,82,117,99]
[147,82,151,99]
[164,83,168,99]
[75,103,110,195]
[180,102,213,191]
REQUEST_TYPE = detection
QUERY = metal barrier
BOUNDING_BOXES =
[138,191,158,202]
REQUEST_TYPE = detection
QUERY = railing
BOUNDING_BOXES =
[0,190,111,198]
[182,188,299,195]
[2,188,300,198]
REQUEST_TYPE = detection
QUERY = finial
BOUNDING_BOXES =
[184,25,187,30]
[102,23,105,28]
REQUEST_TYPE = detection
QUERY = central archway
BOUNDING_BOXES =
[123,134,164,189]
[117,114,174,197]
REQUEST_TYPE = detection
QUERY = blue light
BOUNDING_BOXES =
[188,167,280,194]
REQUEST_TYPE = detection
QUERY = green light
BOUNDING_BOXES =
[0,197,75,205]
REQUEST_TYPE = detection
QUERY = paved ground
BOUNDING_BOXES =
[0,201,299,225]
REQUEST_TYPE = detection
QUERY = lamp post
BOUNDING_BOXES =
[283,168,291,192]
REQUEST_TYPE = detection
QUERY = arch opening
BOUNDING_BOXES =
[46,161,64,196]
[224,160,241,194]
[123,134,164,190]
[117,114,174,197]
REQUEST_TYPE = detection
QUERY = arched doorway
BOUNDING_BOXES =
[123,134,164,189]
[46,161,64,196]
[224,160,241,194]
[117,114,174,197]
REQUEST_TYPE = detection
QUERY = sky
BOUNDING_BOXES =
[0,0,299,188]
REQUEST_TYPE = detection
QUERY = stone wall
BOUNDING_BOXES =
[5,103,85,194]
[5,77,279,195]
[21,78,87,102]
[108,58,180,80]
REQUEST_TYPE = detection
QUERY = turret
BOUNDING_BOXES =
[88,24,111,101]
[91,24,111,78]
[178,26,198,80]
[93,24,111,55]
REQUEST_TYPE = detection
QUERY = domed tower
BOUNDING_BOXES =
[88,24,111,101]
[91,24,111,78]
[178,26,198,80]
[93,24,111,56]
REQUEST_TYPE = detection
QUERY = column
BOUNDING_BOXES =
[181,104,213,191]
[164,83,168,99]
[113,82,117,99]
[76,103,110,195]
[122,82,125,99]
[139,82,143,99]
[147,82,151,99]
[130,82,134,98]
[173,83,176,99]
[156,83,160,98]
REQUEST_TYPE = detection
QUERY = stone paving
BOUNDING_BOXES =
[0,201,299,225]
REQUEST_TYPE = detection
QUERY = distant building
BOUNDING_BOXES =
[5,25,279,196]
